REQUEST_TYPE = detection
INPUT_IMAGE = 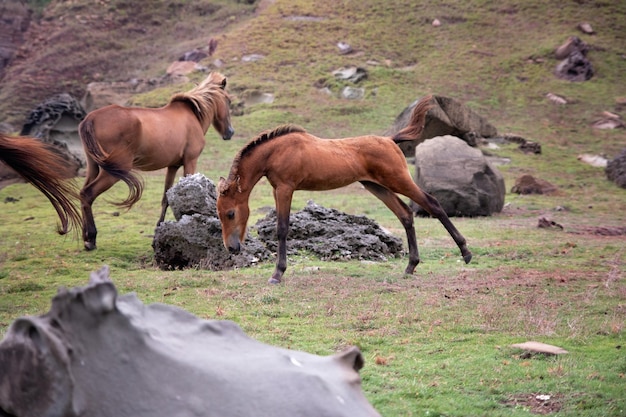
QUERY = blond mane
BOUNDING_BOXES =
[169,72,230,126]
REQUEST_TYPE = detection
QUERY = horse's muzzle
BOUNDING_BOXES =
[222,126,235,140]
[228,243,241,254]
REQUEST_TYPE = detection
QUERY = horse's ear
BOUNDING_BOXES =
[236,175,242,193]
[218,177,228,194]
[220,77,227,90]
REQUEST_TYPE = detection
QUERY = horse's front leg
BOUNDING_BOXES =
[269,187,294,284]
[158,166,180,225]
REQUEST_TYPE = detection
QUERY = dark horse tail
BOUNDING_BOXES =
[0,133,81,235]
[392,95,433,143]
[79,118,143,209]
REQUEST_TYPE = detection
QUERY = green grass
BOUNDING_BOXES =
[2,0,626,416]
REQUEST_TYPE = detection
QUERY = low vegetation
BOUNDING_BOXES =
[1,0,625,416]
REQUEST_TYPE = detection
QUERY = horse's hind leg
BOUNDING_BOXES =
[80,170,119,250]
[360,181,420,274]
[399,181,472,264]
[158,166,180,225]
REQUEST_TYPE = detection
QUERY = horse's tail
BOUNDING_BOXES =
[392,95,433,143]
[0,133,82,235]
[79,117,144,209]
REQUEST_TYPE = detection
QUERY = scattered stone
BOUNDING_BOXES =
[242,54,265,62]
[432,19,441,27]
[591,112,624,130]
[555,50,593,81]
[577,22,595,35]
[537,217,563,230]
[178,49,209,62]
[341,86,365,100]
[255,200,403,262]
[336,41,353,55]
[546,92,567,105]
[555,36,589,60]
[519,141,541,154]
[511,174,558,195]
[605,148,626,188]
[242,90,275,105]
[510,341,568,355]
[577,154,608,168]
[332,66,368,83]
[413,136,506,217]
[166,61,207,77]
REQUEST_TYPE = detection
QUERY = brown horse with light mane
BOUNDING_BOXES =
[217,96,472,284]
[79,72,235,250]
[0,133,81,235]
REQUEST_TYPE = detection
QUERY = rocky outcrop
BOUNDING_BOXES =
[19,93,86,175]
[605,148,626,189]
[413,135,505,217]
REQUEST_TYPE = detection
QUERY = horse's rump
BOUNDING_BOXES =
[79,115,144,209]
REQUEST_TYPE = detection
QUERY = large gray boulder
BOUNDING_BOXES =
[605,148,626,189]
[413,135,505,217]
[388,95,498,157]
[0,266,381,417]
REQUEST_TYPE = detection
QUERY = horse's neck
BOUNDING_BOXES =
[234,156,266,195]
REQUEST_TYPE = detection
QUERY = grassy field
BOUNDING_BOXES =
[1,0,626,416]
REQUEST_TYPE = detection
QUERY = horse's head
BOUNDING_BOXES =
[211,74,235,140]
[217,176,248,253]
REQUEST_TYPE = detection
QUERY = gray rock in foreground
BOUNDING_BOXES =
[0,266,382,417]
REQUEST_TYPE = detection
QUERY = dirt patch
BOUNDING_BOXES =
[503,393,563,414]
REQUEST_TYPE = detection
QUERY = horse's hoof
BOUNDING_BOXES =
[463,252,473,264]
[268,277,282,285]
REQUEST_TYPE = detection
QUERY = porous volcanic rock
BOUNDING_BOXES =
[254,200,404,262]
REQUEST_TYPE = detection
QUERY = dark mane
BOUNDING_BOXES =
[241,125,305,158]
[229,125,305,174]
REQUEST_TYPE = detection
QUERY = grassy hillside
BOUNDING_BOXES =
[1,1,625,416]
